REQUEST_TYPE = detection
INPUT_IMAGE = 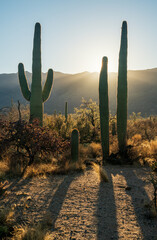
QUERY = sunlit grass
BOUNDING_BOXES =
[12,223,51,240]
[92,163,109,182]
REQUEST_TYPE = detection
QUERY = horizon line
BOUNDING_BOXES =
[0,67,157,75]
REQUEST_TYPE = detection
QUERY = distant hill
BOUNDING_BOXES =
[0,68,157,116]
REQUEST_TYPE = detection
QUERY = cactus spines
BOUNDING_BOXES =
[99,56,109,163]
[65,101,68,122]
[71,129,79,162]
[18,22,53,126]
[117,21,128,152]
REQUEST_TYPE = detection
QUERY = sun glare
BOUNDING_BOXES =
[89,58,118,73]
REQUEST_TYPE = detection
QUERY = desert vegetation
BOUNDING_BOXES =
[1,100,157,176]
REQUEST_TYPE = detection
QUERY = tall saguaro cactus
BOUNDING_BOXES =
[117,21,128,152]
[99,56,109,163]
[18,22,53,126]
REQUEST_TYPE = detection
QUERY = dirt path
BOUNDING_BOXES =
[1,166,157,239]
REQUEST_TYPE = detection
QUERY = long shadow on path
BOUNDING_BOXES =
[96,171,118,240]
[123,168,157,240]
[47,173,79,230]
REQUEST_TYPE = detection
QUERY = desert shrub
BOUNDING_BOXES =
[129,112,142,122]
[127,118,157,141]
[79,143,88,154]
[76,118,93,143]
[45,113,75,140]
[0,119,70,175]
[2,102,30,123]
[60,115,75,140]
[74,98,100,143]
[50,114,65,133]
[134,140,156,169]
[131,134,142,144]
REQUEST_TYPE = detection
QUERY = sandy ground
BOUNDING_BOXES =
[1,165,157,240]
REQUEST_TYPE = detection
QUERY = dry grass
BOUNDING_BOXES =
[88,142,102,158]
[0,205,53,240]
[0,207,15,238]
[23,163,58,178]
[12,223,51,240]
[0,208,14,226]
[64,160,86,172]
[92,163,109,182]
[23,160,86,178]
[12,212,53,240]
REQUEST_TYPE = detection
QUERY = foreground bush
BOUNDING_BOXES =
[0,119,70,175]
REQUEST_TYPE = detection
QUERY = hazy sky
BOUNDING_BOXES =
[0,0,157,74]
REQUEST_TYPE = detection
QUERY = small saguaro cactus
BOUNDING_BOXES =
[18,22,53,126]
[99,56,109,163]
[71,129,79,162]
[111,119,116,136]
[117,21,128,153]
[65,101,68,122]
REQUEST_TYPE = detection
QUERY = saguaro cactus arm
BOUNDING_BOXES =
[42,69,53,102]
[18,63,31,101]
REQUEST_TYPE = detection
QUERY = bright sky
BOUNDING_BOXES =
[0,0,157,74]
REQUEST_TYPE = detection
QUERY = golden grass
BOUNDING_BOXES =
[64,160,86,172]
[0,205,52,240]
[92,163,109,182]
[23,163,58,178]
[88,142,102,158]
[23,160,86,178]
[12,223,51,240]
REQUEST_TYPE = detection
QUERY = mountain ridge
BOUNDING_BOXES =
[0,68,157,116]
